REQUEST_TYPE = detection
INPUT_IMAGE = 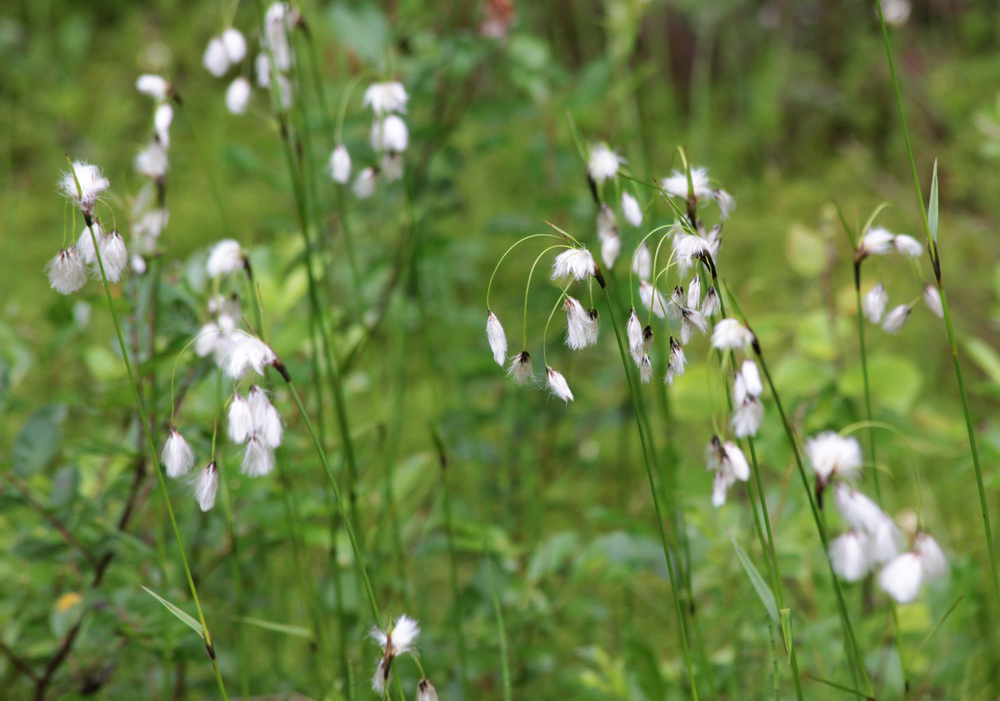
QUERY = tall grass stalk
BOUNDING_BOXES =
[874,0,1000,604]
[599,284,700,699]
[487,551,513,701]
[81,216,228,699]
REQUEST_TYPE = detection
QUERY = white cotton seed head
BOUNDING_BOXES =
[711,470,730,507]
[207,239,245,277]
[486,310,508,365]
[371,115,410,153]
[194,462,219,511]
[680,308,707,345]
[98,230,129,283]
[863,283,888,324]
[665,337,685,385]
[353,167,377,199]
[228,393,253,443]
[731,396,764,438]
[662,167,711,200]
[639,354,652,383]
[60,161,110,217]
[136,74,170,101]
[508,351,534,386]
[255,53,271,87]
[722,441,750,481]
[739,359,763,398]
[221,28,247,64]
[621,192,642,226]
[631,242,651,280]
[241,437,275,477]
[601,229,620,269]
[893,234,922,257]
[858,227,896,257]
[248,386,283,448]
[716,189,735,220]
[711,318,755,350]
[627,309,643,364]
[687,275,701,310]
[380,152,404,182]
[597,204,616,239]
[829,531,872,582]
[672,233,711,275]
[263,2,294,72]
[833,483,890,535]
[869,519,904,565]
[551,248,596,281]
[224,333,278,379]
[545,366,574,402]
[154,103,174,145]
[915,532,948,580]
[701,287,719,317]
[878,552,924,604]
[329,144,351,184]
[372,659,387,695]
[162,429,195,478]
[587,143,623,183]
[46,247,88,295]
[363,81,408,115]
[881,304,912,333]
[417,679,439,701]
[135,139,168,179]
[564,297,597,350]
[806,432,862,485]
[639,280,668,320]
[226,77,252,115]
[706,225,723,261]
[923,284,943,318]
[203,37,230,77]
[195,322,222,358]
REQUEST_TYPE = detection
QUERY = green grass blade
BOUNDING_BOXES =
[928,159,939,243]
[730,534,778,624]
[142,586,204,640]
[235,616,314,640]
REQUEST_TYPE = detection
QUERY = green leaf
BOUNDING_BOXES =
[12,404,67,477]
[964,337,1000,389]
[730,535,778,623]
[141,586,204,640]
[50,465,80,508]
[780,608,793,664]
[928,160,939,243]
[327,2,389,68]
[235,616,314,640]
[805,675,873,699]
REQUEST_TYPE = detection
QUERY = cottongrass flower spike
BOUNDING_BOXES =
[706,436,750,507]
[417,679,439,701]
[226,77,252,115]
[863,283,888,323]
[915,532,948,579]
[486,310,508,365]
[371,614,420,694]
[878,551,923,604]
[248,384,283,448]
[893,234,923,257]
[701,287,719,317]
[632,241,651,280]
[587,143,623,184]
[136,74,170,101]
[508,351,534,386]
[806,432,862,503]
[546,366,574,402]
[829,530,872,582]
[228,393,254,443]
[363,81,408,115]
[241,436,275,477]
[98,230,129,283]
[162,428,196,478]
[881,304,912,333]
[665,336,685,385]
[626,308,643,364]
[353,167,378,199]
[372,114,409,153]
[687,275,701,309]
[207,239,245,277]
[640,354,653,383]
[551,247,596,281]
[711,318,755,350]
[731,394,764,438]
[923,284,944,318]
[564,297,597,349]
[601,229,620,269]
[662,166,711,200]
[680,307,707,345]
[672,233,711,275]
[224,333,282,380]
[857,227,896,259]
[60,161,110,220]
[203,36,230,77]
[329,144,351,184]
[46,247,88,294]
[194,461,219,512]
[622,192,642,226]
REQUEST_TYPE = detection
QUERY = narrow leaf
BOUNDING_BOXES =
[730,535,778,623]
[235,616,314,640]
[805,674,873,699]
[928,159,939,243]
[913,595,963,659]
[780,607,794,663]
[141,586,204,639]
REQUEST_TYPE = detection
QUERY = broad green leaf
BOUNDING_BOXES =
[928,160,939,243]
[730,535,777,623]
[236,617,313,639]
[50,465,80,508]
[12,404,67,477]
[141,586,204,639]
[327,2,389,68]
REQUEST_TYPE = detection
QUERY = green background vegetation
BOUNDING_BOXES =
[3,0,1000,698]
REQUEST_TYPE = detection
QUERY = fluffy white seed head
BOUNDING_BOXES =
[353,167,377,199]
[248,385,283,448]
[662,167,711,200]
[224,333,278,379]
[686,275,701,310]
[228,393,254,443]
[380,152,404,182]
[878,552,923,604]
[226,77,252,115]
[263,2,295,72]
[829,531,872,582]
[207,239,245,277]
[222,28,247,63]
[203,37,229,77]
[627,309,643,364]
[711,318,755,350]
[738,359,763,398]
[672,233,711,275]
[508,351,534,386]
[731,396,764,438]
[700,287,719,317]
[711,470,731,507]
[486,310,508,365]
[329,144,351,184]
[371,614,420,655]
[564,297,597,350]
[639,354,652,383]
[915,532,948,580]
[893,234,922,257]
[680,308,707,345]
[721,440,750,481]
[621,192,642,226]
[923,284,943,318]
[162,429,195,478]
[154,103,173,146]
[417,679,439,701]
[601,229,620,269]
[665,336,686,385]
[639,280,668,319]
[881,304,912,333]
[863,283,888,323]
[136,74,170,101]
[631,242,651,280]
[46,247,88,294]
[834,483,890,534]
[597,204,616,239]
[806,432,862,486]
[587,143,622,183]
[241,436,275,477]
[716,189,735,220]
[60,161,110,217]
[858,227,896,258]
[552,248,596,281]
[135,139,168,179]
[98,230,129,283]
[194,461,219,511]
[363,81,408,115]
[546,366,574,402]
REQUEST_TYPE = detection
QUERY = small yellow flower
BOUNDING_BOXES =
[56,592,82,613]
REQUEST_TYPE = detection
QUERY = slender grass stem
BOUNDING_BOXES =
[487,551,513,701]
[874,0,1000,604]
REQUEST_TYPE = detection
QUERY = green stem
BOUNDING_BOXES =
[487,551,513,701]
